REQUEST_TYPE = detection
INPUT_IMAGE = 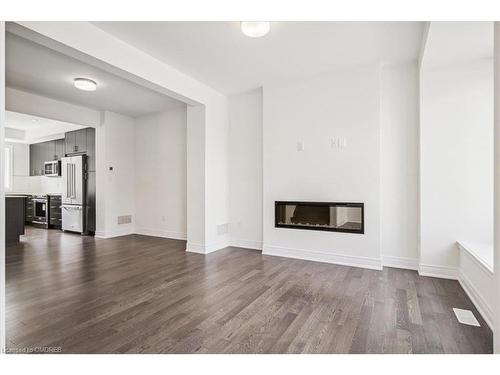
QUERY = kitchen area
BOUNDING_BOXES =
[5,113,96,245]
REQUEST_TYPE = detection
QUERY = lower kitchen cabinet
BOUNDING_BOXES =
[25,196,34,223]
[48,195,62,229]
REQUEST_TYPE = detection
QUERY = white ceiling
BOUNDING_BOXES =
[421,22,493,70]
[6,32,186,118]
[5,111,85,144]
[93,22,425,95]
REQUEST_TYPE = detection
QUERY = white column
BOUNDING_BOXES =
[494,22,500,354]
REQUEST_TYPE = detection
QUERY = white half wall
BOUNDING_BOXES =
[420,59,494,273]
[228,89,263,250]
[457,241,495,329]
[134,107,187,240]
[380,63,419,269]
[262,67,381,269]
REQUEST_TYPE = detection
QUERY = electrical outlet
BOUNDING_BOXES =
[217,223,229,235]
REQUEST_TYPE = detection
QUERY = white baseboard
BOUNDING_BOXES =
[94,230,107,239]
[186,241,229,254]
[262,244,382,270]
[134,227,187,241]
[229,238,262,250]
[382,255,419,270]
[458,269,494,330]
[418,263,458,279]
[94,227,135,239]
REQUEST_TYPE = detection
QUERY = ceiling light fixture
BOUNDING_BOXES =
[241,22,270,38]
[74,78,97,91]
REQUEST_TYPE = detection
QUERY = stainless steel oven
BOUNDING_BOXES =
[32,195,48,227]
[44,160,61,176]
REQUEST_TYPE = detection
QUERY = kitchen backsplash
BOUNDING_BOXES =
[11,175,63,194]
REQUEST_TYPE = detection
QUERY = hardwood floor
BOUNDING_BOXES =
[6,227,492,354]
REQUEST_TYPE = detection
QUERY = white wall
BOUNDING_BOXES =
[228,89,263,249]
[96,110,136,237]
[17,22,231,252]
[380,63,419,269]
[262,67,382,269]
[420,59,494,276]
[204,96,230,251]
[134,107,187,240]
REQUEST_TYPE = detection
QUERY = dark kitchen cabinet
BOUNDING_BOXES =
[41,141,51,164]
[86,127,96,172]
[65,130,77,155]
[29,143,43,176]
[65,128,88,155]
[29,138,65,176]
[55,139,65,160]
[29,144,36,176]
[25,196,34,223]
[86,171,96,232]
[6,197,25,244]
[48,195,62,229]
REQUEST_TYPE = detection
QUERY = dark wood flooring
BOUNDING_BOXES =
[6,227,493,354]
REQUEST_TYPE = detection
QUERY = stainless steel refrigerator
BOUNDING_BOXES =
[61,155,87,233]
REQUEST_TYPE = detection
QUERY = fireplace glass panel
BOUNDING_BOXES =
[275,202,364,234]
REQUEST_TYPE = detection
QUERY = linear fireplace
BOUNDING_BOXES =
[275,201,364,234]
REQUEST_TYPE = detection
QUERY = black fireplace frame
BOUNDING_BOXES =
[274,201,364,234]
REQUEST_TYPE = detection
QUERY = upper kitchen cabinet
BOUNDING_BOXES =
[65,129,83,154]
[29,143,42,176]
[54,139,65,160]
[86,127,96,172]
[29,138,65,176]
[65,127,95,171]
[65,127,94,156]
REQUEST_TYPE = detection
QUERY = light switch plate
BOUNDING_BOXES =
[297,141,304,151]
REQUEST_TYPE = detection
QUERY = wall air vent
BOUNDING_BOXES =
[117,215,132,225]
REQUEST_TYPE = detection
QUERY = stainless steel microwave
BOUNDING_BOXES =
[44,160,61,177]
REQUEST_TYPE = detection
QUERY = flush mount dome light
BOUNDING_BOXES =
[74,78,97,91]
[241,22,270,38]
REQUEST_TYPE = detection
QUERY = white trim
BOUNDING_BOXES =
[458,268,494,330]
[382,255,419,270]
[229,238,262,250]
[186,241,229,254]
[205,241,230,254]
[94,230,107,239]
[93,227,135,239]
[134,227,187,241]
[418,263,458,280]
[185,242,207,254]
[456,241,494,274]
[262,244,382,270]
